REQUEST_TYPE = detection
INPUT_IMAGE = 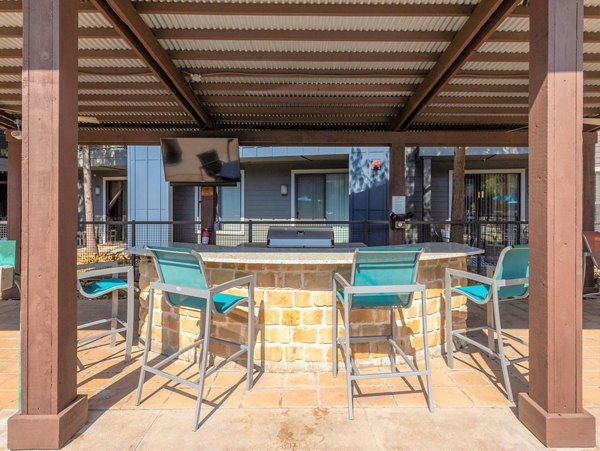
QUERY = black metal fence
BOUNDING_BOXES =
[77,219,529,273]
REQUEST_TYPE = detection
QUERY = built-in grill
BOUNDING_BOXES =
[267,227,334,248]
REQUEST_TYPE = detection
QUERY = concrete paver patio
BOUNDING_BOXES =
[0,298,599,449]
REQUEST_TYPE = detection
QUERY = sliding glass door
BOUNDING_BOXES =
[295,172,349,220]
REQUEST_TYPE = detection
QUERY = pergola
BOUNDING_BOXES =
[0,0,596,448]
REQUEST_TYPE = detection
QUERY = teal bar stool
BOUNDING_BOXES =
[137,246,255,431]
[77,262,135,362]
[445,244,529,402]
[333,246,434,419]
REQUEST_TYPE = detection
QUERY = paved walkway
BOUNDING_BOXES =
[0,298,598,449]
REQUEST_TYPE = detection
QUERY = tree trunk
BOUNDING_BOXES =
[450,146,466,244]
[81,145,98,254]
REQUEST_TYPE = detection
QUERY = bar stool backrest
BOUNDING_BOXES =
[146,246,208,307]
[493,244,529,300]
[0,240,16,267]
[350,246,423,308]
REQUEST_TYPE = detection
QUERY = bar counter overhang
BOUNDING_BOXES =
[130,242,482,371]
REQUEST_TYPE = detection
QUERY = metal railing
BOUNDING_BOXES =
[76,219,529,273]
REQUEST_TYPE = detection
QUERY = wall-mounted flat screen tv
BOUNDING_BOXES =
[161,138,240,186]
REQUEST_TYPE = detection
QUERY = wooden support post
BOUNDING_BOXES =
[7,1,88,449]
[583,133,597,292]
[450,146,465,243]
[6,135,21,272]
[519,0,596,447]
[201,186,216,244]
[389,143,406,245]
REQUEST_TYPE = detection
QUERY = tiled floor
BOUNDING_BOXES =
[0,298,599,449]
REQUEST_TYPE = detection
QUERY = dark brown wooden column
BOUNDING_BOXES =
[201,186,216,244]
[389,143,406,245]
[7,0,88,449]
[450,146,465,243]
[519,0,596,447]
[583,133,597,292]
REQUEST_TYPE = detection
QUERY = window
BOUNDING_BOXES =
[464,173,521,221]
[217,170,244,223]
[294,172,349,220]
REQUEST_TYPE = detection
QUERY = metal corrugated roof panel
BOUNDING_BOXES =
[79,100,180,107]
[438,91,528,97]
[78,58,147,68]
[462,61,529,71]
[79,13,113,29]
[0,58,21,67]
[175,59,436,71]
[78,38,131,51]
[199,75,423,84]
[450,77,528,86]
[479,42,528,53]
[0,13,21,27]
[78,74,159,83]
[0,74,19,82]
[195,89,415,96]
[142,14,467,32]
[0,38,21,49]
[497,17,528,33]
[159,38,449,53]
[78,89,170,95]
[0,89,20,95]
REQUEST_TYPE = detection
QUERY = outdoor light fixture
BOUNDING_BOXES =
[280,184,288,196]
[95,186,101,196]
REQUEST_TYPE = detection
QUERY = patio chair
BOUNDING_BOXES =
[0,240,19,293]
[332,246,434,419]
[583,231,600,299]
[445,244,529,403]
[136,246,255,431]
[77,262,135,362]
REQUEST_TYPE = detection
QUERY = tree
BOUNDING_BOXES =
[450,146,466,244]
[81,145,98,254]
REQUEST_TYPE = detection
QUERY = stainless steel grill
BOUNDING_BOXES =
[267,226,334,248]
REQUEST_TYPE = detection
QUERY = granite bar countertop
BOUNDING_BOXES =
[129,242,483,265]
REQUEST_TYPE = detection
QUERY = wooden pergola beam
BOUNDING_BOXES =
[89,0,215,129]
[76,128,531,146]
[390,0,521,131]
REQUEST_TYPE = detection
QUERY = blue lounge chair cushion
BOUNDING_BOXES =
[170,292,246,315]
[337,290,411,308]
[81,278,128,297]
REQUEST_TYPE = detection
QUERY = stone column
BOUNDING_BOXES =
[519,0,596,447]
[389,143,406,244]
[7,0,88,448]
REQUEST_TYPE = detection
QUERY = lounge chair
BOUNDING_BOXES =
[136,246,255,431]
[332,246,434,419]
[77,262,135,362]
[583,231,600,299]
[445,245,529,402]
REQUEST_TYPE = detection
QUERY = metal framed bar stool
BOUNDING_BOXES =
[136,246,255,431]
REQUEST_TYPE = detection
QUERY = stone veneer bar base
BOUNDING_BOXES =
[137,253,469,372]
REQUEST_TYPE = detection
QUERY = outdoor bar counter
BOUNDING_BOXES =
[131,242,483,371]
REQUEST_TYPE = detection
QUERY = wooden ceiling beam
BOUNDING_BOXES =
[77,128,530,147]
[390,0,521,131]
[89,0,215,129]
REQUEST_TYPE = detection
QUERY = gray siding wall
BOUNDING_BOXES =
[426,155,529,220]
[405,147,423,219]
[242,159,348,219]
